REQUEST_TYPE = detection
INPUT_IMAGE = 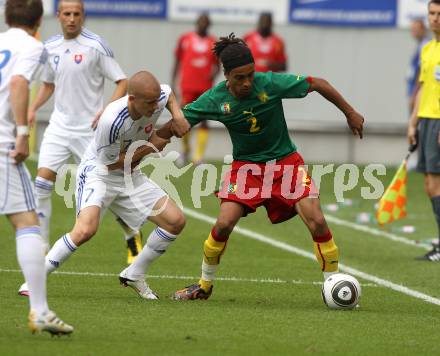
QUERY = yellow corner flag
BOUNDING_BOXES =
[376,160,407,225]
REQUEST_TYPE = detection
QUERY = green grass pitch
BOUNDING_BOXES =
[1,160,439,355]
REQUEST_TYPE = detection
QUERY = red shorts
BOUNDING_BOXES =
[217,152,318,224]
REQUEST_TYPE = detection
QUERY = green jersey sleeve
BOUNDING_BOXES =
[270,72,311,99]
[182,91,220,127]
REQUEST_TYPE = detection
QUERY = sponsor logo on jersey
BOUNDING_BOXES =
[220,103,231,114]
[74,54,83,64]
[258,91,269,103]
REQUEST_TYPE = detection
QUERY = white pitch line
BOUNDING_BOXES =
[0,268,379,287]
[325,214,429,250]
[183,207,440,307]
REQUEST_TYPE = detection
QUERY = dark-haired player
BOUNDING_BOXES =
[173,34,364,300]
[0,0,73,334]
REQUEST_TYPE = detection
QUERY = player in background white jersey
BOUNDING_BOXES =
[41,71,190,299]
[25,0,142,266]
[0,0,73,335]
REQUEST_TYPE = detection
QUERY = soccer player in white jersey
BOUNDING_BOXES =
[40,71,190,299]
[0,0,73,335]
[24,0,142,266]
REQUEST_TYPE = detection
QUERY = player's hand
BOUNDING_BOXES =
[171,115,190,138]
[10,135,30,164]
[28,109,36,128]
[407,124,418,146]
[91,109,104,130]
[346,111,364,139]
[149,131,170,152]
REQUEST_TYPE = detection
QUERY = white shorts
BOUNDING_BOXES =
[0,145,36,215]
[75,164,167,230]
[38,124,92,172]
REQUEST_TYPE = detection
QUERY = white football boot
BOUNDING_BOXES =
[28,310,74,336]
[18,282,29,297]
[119,268,158,300]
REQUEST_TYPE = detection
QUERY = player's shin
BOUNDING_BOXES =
[199,228,228,291]
[182,133,191,162]
[431,196,440,246]
[34,177,54,251]
[115,216,142,264]
[16,226,49,316]
[194,127,209,164]
[125,227,176,279]
[44,233,77,274]
[312,230,339,279]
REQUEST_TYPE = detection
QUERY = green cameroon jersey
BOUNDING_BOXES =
[183,71,311,162]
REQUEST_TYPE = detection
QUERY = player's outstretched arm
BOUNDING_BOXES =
[408,84,422,146]
[165,91,191,138]
[309,77,364,139]
[107,132,170,171]
[9,75,31,163]
[28,82,55,128]
[110,79,128,102]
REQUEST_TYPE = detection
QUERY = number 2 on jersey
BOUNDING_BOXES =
[0,50,12,85]
[247,117,260,133]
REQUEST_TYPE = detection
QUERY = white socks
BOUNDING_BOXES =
[126,227,176,279]
[16,226,49,317]
[45,233,77,274]
[35,176,54,251]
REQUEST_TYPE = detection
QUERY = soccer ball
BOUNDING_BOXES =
[321,273,361,310]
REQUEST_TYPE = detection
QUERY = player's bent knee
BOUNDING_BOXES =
[72,223,98,245]
[306,212,327,234]
[215,219,236,237]
[166,213,186,235]
[313,213,327,229]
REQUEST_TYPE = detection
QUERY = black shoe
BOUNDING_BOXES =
[416,247,440,261]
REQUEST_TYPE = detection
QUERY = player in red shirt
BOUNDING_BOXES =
[172,13,219,165]
[244,12,287,72]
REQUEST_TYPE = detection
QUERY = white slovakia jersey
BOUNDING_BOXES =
[0,28,47,144]
[82,85,171,174]
[43,28,126,134]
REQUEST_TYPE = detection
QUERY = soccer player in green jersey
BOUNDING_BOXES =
[172,34,364,300]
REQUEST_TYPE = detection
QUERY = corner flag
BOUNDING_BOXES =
[376,144,416,225]
[376,159,407,225]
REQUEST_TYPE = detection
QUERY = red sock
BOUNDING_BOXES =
[312,230,332,243]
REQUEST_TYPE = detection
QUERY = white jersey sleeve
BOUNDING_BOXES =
[159,84,172,106]
[40,59,55,83]
[98,54,126,83]
[12,42,47,82]
[0,28,47,144]
[95,105,129,165]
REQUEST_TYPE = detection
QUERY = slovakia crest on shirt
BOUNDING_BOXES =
[74,54,83,64]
